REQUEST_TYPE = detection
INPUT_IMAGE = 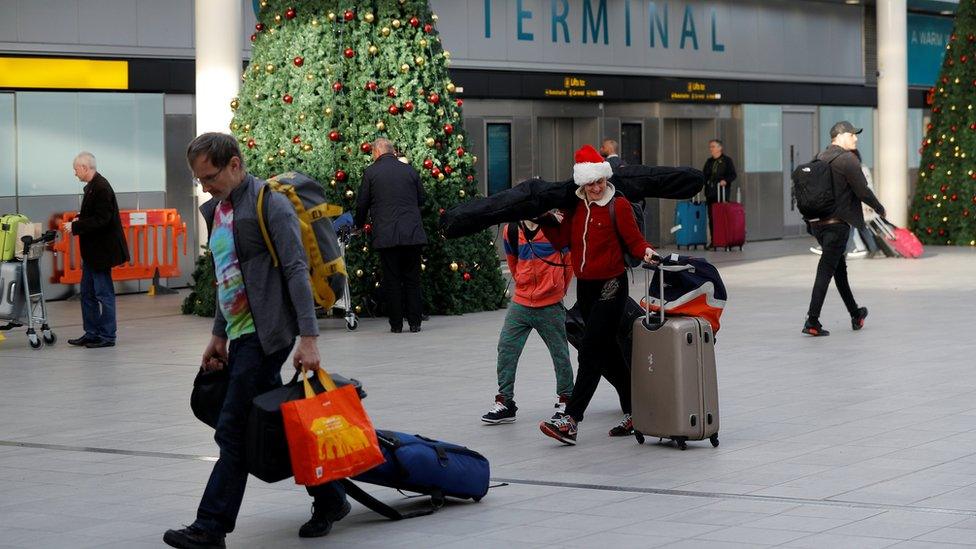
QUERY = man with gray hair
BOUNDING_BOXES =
[66,152,128,348]
[600,138,623,172]
[355,138,427,332]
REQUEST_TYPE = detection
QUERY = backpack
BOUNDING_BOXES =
[506,222,569,269]
[256,172,347,311]
[607,193,646,268]
[791,156,838,222]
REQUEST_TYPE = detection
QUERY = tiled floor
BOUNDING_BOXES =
[1,239,976,548]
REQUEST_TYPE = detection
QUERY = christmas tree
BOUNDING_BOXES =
[910,0,976,246]
[186,0,506,317]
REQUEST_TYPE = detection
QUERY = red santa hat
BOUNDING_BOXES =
[573,144,613,186]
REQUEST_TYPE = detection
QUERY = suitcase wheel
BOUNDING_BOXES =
[634,431,645,445]
[673,437,688,451]
[710,434,720,448]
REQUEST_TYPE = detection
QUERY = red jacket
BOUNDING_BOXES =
[505,223,572,307]
[543,184,652,280]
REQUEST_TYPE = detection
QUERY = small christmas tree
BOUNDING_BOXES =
[186,0,505,317]
[910,0,976,246]
[181,249,217,317]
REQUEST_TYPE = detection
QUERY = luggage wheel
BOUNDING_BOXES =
[673,437,688,451]
[634,431,645,445]
[710,434,720,448]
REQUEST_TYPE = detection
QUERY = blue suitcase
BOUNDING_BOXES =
[673,201,708,249]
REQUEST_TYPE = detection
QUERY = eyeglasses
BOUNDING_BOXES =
[192,165,226,186]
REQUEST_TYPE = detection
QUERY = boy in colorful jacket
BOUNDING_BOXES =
[481,217,575,424]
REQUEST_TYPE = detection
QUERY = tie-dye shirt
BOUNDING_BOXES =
[210,200,255,340]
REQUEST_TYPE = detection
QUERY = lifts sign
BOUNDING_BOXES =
[484,0,726,52]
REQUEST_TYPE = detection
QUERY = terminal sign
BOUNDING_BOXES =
[669,81,721,102]
[545,76,605,98]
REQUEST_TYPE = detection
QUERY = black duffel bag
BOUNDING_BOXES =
[565,296,645,369]
[246,369,366,483]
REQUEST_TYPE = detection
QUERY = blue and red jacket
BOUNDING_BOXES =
[504,223,572,308]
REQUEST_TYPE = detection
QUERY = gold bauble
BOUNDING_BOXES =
[278,148,287,157]
[400,63,410,73]
[268,27,276,35]
[446,83,456,93]
[244,124,252,131]
[265,63,275,74]
[330,179,337,187]
[364,12,375,23]
[376,121,386,131]
[472,155,478,164]
[432,14,438,21]
[305,74,314,81]
[420,38,428,48]
[311,19,319,26]
[437,173,445,181]
[356,269,364,277]
[457,135,464,142]
[298,113,306,122]
[274,14,282,23]
[355,305,362,313]
[231,122,240,131]
[325,107,333,116]
[459,189,466,197]
[436,108,444,117]
[450,262,459,272]
[444,51,451,59]
[425,137,435,147]
[421,263,426,271]
[254,93,262,100]
[302,143,312,151]
[368,45,378,55]
[392,19,401,28]
[345,190,355,198]
[327,12,336,21]
[230,98,240,110]
[381,27,391,37]
[265,156,275,164]
[415,56,425,66]
[260,0,268,7]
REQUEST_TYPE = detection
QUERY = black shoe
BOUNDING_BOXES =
[163,526,226,549]
[409,325,421,333]
[390,326,402,334]
[299,499,352,538]
[852,307,868,331]
[608,414,634,437]
[801,319,830,337]
[84,339,116,348]
[482,395,517,424]
[539,412,578,445]
[68,335,95,346]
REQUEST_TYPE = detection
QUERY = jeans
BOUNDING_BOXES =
[193,334,346,536]
[807,223,859,321]
[379,245,423,330]
[80,265,116,342]
[496,302,574,401]
[565,274,632,423]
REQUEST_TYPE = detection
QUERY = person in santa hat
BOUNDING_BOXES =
[537,144,659,446]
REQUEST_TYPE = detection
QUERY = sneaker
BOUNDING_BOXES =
[608,414,634,437]
[810,246,823,255]
[299,499,352,538]
[851,307,868,331]
[801,319,830,337]
[481,395,517,424]
[539,412,577,445]
[847,249,868,259]
[163,526,226,549]
[554,394,570,410]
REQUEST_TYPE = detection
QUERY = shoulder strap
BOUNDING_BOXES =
[608,195,631,257]
[256,185,280,268]
[339,479,440,520]
[507,223,519,264]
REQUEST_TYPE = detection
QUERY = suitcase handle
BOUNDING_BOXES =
[642,256,694,325]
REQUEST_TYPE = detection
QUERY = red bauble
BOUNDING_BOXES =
[344,48,355,58]
[912,213,920,222]
[456,99,463,107]
[332,81,343,92]
[438,208,446,215]
[388,104,400,115]
[443,165,453,175]
[973,195,976,203]
[463,272,472,281]
[938,228,946,236]
[434,140,443,150]
[927,123,933,130]
[963,55,970,63]
[951,33,957,41]
[247,139,256,149]
[328,130,341,142]
[250,33,257,42]
[283,94,293,104]
[428,92,440,104]
[951,125,958,132]
[422,158,434,169]
[456,146,465,157]
[285,7,296,19]
[343,9,355,22]
[970,33,976,42]
[364,223,372,233]
[443,123,454,135]
[928,163,936,170]
[409,16,420,28]
[292,135,301,144]
[360,142,372,154]
[335,170,348,182]
[970,123,976,131]
[941,184,949,193]
[387,87,397,98]
[431,167,441,178]
[951,194,958,201]
[942,76,949,84]
[255,23,265,31]
[293,56,304,67]
[466,175,474,183]
[964,209,971,217]
[424,23,433,33]
[404,101,415,112]
[366,81,378,91]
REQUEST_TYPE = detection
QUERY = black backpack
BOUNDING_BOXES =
[607,193,646,268]
[791,157,837,221]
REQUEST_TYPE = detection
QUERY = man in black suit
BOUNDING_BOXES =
[66,152,129,348]
[355,138,427,333]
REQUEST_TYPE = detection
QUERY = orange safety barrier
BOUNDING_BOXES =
[50,209,188,285]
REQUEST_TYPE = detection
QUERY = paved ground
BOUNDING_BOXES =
[2,239,976,548]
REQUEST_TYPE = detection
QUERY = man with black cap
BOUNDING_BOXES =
[803,121,886,337]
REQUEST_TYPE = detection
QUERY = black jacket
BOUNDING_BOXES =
[73,172,129,271]
[355,153,428,249]
[702,154,737,202]
[816,145,885,229]
[606,155,623,173]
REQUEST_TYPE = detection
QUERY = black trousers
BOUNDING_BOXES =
[807,223,859,321]
[565,273,631,423]
[379,245,423,329]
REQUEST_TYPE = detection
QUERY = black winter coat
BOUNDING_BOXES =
[355,154,428,249]
[817,145,885,229]
[73,172,129,271]
[702,154,737,203]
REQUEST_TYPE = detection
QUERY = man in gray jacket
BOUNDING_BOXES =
[164,133,347,549]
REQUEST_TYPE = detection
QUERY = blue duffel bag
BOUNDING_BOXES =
[341,430,490,520]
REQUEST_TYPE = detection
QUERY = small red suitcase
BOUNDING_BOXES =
[710,187,745,251]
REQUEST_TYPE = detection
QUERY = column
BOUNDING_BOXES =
[876,0,908,226]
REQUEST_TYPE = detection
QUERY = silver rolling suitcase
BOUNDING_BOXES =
[631,262,720,450]
[0,261,25,320]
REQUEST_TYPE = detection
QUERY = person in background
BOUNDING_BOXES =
[702,139,737,246]
[600,139,623,173]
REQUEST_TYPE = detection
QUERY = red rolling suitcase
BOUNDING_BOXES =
[710,187,745,251]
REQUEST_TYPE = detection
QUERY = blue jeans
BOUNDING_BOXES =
[193,334,346,536]
[80,265,116,342]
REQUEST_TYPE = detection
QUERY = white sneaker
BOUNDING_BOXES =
[847,250,868,259]
[810,246,823,255]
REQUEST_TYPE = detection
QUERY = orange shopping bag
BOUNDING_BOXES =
[280,368,385,486]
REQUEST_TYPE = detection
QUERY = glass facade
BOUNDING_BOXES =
[0,94,13,197]
[743,104,783,172]
[486,123,511,196]
[620,123,643,166]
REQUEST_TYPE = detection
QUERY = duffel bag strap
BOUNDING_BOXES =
[340,479,441,520]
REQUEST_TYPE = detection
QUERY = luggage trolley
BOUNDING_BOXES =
[334,224,360,331]
[0,231,58,349]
